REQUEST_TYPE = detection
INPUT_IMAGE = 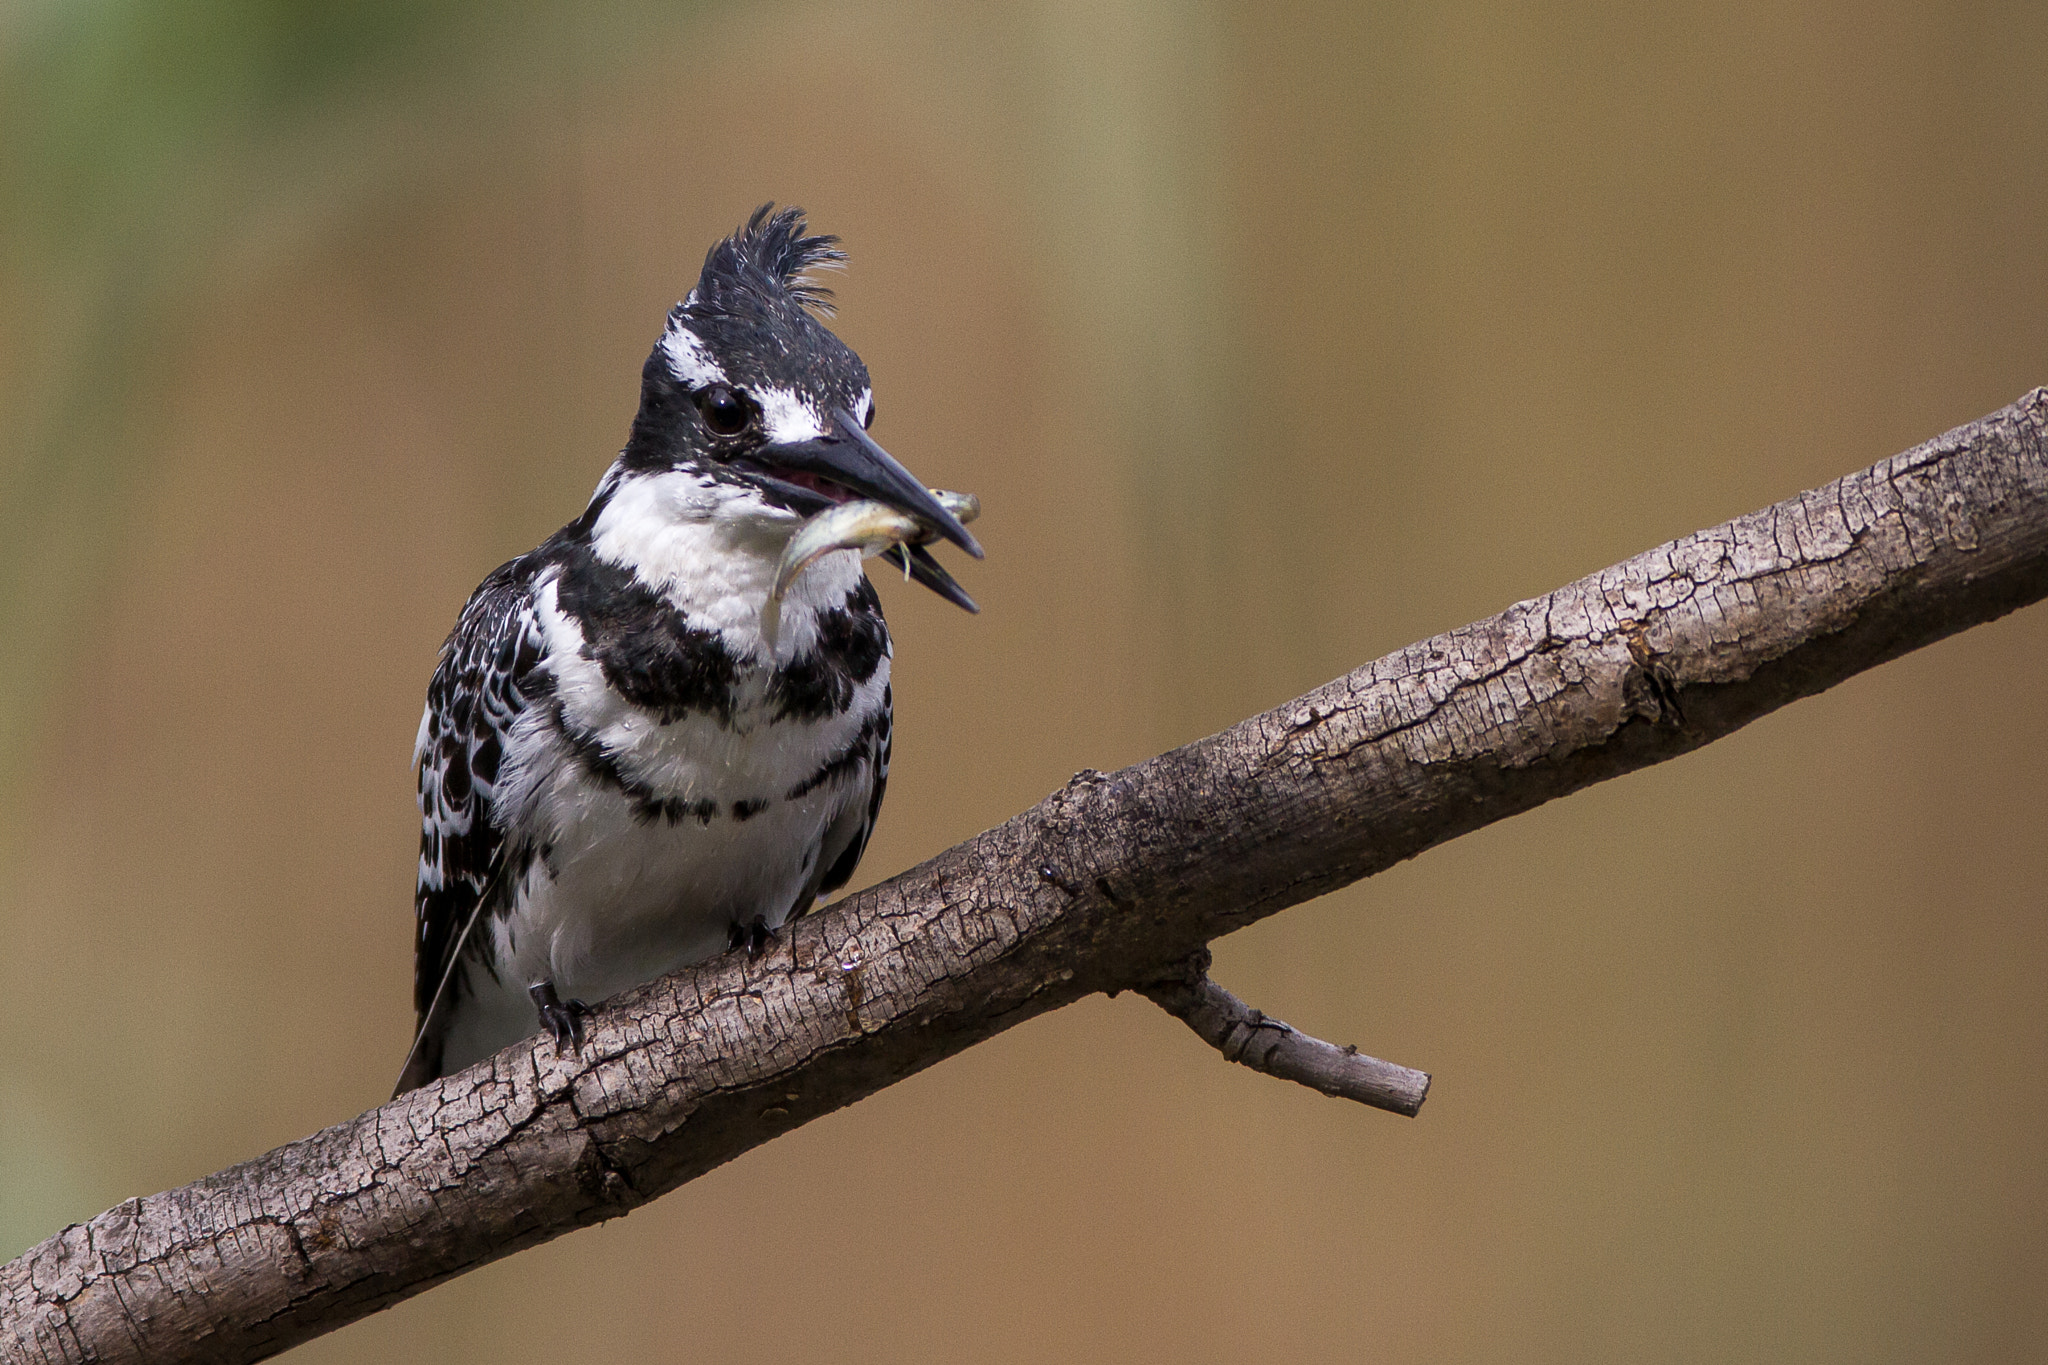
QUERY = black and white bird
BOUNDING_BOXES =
[395,206,981,1095]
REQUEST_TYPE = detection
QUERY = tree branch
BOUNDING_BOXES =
[5,390,2045,1365]
[1140,951,1431,1115]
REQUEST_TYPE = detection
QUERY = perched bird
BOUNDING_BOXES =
[395,206,981,1095]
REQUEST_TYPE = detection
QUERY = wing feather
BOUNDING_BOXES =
[396,555,547,1094]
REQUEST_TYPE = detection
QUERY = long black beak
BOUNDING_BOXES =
[755,408,984,560]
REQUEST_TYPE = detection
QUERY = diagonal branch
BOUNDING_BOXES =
[5,390,2046,1365]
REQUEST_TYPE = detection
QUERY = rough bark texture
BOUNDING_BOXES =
[5,390,2045,1364]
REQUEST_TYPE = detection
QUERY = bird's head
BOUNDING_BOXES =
[614,205,981,604]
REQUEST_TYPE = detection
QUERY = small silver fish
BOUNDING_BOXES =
[771,489,981,603]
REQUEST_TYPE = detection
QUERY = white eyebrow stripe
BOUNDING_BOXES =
[660,325,725,386]
[857,387,875,426]
[755,385,826,443]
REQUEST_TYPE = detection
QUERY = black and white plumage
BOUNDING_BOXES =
[395,206,980,1095]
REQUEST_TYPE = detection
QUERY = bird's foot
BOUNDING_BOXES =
[529,981,590,1054]
[727,916,777,960]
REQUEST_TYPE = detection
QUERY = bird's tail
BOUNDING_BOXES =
[390,860,506,1099]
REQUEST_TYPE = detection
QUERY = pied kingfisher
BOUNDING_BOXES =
[395,206,981,1095]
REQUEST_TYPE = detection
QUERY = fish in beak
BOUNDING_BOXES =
[745,406,983,613]
[772,491,982,611]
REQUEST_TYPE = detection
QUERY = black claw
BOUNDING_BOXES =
[1620,623,1686,729]
[728,916,777,959]
[529,981,589,1053]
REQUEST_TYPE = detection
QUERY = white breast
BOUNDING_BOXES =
[436,479,887,1075]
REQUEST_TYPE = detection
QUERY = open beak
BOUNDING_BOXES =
[748,407,984,560]
[770,493,983,615]
[880,543,979,613]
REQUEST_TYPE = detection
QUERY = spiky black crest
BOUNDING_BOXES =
[689,204,847,319]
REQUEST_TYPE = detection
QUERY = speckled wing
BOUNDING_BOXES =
[396,555,548,1095]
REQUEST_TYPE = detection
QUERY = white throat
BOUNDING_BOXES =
[587,466,863,659]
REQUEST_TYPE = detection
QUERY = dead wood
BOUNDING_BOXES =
[5,390,2044,1364]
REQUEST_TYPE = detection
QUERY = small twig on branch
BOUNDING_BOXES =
[1141,951,1430,1116]
[4,391,2046,1365]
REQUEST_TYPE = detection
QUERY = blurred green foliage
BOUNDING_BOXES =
[0,0,681,813]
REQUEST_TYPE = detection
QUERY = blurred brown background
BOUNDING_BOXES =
[4,3,2047,1361]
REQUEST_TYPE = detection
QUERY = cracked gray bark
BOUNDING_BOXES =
[5,390,2046,1365]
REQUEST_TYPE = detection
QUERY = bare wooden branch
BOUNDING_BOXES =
[5,391,2045,1365]
[1140,951,1430,1115]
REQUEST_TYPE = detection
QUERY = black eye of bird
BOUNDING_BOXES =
[696,384,751,437]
